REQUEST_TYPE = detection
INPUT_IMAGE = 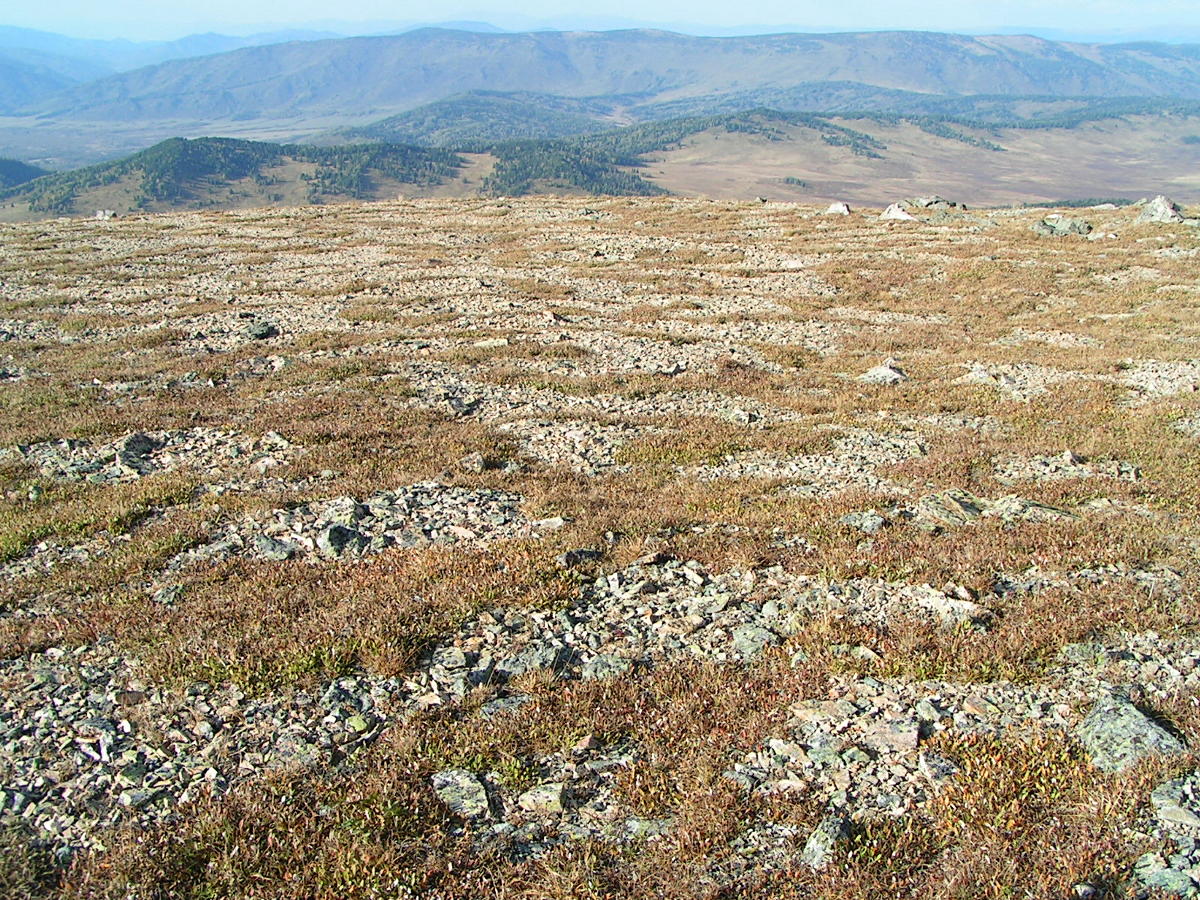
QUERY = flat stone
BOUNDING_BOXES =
[431,769,490,819]
[858,362,909,385]
[517,783,565,815]
[580,654,633,681]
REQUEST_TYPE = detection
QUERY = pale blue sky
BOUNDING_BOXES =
[6,0,1199,42]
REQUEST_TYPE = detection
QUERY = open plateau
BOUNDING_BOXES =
[1,191,1200,897]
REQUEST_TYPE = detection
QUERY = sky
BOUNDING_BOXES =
[5,0,1199,42]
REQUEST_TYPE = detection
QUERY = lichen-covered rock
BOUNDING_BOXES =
[1076,690,1186,772]
[431,769,490,819]
[800,815,850,870]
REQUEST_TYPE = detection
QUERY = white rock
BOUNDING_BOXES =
[880,203,916,221]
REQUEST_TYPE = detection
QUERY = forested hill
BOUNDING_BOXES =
[0,138,463,216]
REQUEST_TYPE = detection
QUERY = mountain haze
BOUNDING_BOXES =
[29,29,1200,126]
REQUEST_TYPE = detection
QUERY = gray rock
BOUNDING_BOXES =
[839,510,887,534]
[252,534,297,561]
[315,524,368,559]
[1076,690,1186,772]
[431,769,490,819]
[731,624,779,660]
[1032,216,1092,237]
[580,654,633,681]
[517,783,565,815]
[1137,195,1186,225]
[824,202,851,216]
[800,814,849,870]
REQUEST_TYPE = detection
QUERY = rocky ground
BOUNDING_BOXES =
[1,196,1200,898]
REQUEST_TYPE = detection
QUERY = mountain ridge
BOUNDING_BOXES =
[25,28,1200,126]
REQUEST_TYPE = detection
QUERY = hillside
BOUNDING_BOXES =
[0,137,466,219]
[0,157,48,189]
[28,29,1200,127]
[0,48,109,114]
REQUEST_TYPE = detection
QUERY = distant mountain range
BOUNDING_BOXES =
[14,28,1200,126]
[1,25,1199,211]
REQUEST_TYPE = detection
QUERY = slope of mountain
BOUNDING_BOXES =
[0,137,464,218]
[0,48,111,113]
[0,26,340,73]
[30,29,1200,127]
[0,157,48,188]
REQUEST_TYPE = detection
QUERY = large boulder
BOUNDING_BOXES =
[1137,195,1186,225]
[880,203,916,221]
[905,195,964,211]
[1076,689,1186,772]
[824,201,851,215]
